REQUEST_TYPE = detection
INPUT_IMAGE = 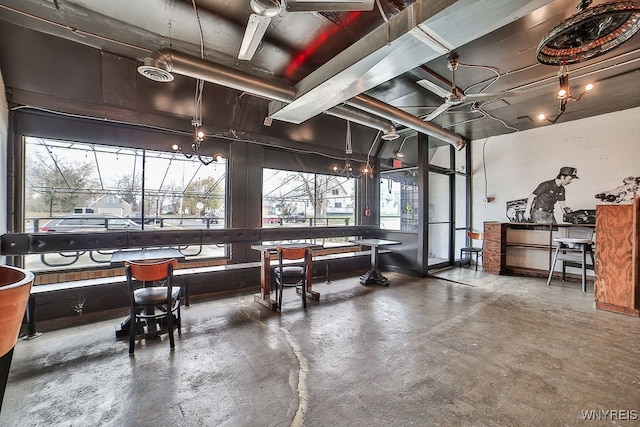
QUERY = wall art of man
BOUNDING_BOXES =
[523,167,579,224]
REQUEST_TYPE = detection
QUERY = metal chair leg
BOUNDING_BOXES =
[547,243,562,286]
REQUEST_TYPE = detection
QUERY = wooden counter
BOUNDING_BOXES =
[483,221,595,277]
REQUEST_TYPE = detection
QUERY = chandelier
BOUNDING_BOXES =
[171,79,224,165]
[332,121,373,178]
[170,3,224,166]
[536,64,594,123]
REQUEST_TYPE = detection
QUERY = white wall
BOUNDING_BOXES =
[472,106,640,227]
[471,106,640,270]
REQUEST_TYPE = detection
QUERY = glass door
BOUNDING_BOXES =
[428,169,451,268]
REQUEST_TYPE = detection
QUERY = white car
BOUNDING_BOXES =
[40,214,140,232]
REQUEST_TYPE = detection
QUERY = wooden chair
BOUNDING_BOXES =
[273,246,311,311]
[460,232,483,271]
[125,259,181,354]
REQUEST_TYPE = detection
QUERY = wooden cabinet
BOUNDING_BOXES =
[594,196,640,316]
[483,222,507,274]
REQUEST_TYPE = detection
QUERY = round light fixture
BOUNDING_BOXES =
[537,1,640,65]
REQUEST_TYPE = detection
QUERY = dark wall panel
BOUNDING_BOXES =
[0,23,102,103]
[101,52,138,109]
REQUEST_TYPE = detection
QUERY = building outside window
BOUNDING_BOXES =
[262,168,356,245]
[23,137,227,271]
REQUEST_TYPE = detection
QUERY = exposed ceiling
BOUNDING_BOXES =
[1,0,640,157]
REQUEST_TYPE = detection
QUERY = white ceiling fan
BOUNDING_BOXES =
[238,0,375,61]
[417,51,520,122]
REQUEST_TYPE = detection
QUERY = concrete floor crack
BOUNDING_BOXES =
[281,326,309,427]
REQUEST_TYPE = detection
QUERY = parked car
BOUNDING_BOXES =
[39,214,141,232]
[202,213,219,224]
[126,212,162,225]
[263,216,282,224]
[284,213,307,223]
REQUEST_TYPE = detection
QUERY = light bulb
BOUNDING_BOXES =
[537,113,547,121]
[584,83,594,91]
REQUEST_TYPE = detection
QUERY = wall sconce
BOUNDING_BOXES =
[537,65,594,124]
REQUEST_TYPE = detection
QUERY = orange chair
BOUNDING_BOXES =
[460,232,483,271]
[273,246,311,311]
[125,259,181,354]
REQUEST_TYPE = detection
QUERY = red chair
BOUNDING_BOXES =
[273,246,311,311]
[125,259,181,354]
[460,231,483,271]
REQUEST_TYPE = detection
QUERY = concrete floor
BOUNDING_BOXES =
[1,268,639,426]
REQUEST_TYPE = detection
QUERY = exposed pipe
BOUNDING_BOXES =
[323,104,397,139]
[349,94,466,150]
[139,48,466,150]
[141,49,296,102]
[141,49,396,135]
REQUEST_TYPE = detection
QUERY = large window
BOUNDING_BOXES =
[380,168,418,231]
[262,168,355,227]
[24,137,227,270]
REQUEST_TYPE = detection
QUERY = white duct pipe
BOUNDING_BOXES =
[349,94,466,150]
[139,48,465,149]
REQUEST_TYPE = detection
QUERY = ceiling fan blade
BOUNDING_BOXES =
[424,103,451,122]
[285,0,375,12]
[416,79,453,99]
[464,91,521,101]
[238,14,271,61]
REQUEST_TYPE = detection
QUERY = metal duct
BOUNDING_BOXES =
[142,49,297,103]
[139,48,465,149]
[141,48,396,136]
[348,94,465,150]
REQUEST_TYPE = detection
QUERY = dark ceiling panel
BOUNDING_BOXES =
[0,0,639,158]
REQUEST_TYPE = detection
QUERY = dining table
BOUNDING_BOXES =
[350,238,401,286]
[251,243,323,310]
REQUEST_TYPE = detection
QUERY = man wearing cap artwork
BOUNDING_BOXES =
[523,167,579,223]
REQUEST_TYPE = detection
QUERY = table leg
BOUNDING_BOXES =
[253,250,278,310]
[359,246,390,286]
[581,244,587,293]
[307,249,320,300]
[296,249,320,300]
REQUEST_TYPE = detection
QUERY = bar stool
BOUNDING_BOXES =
[546,227,595,292]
